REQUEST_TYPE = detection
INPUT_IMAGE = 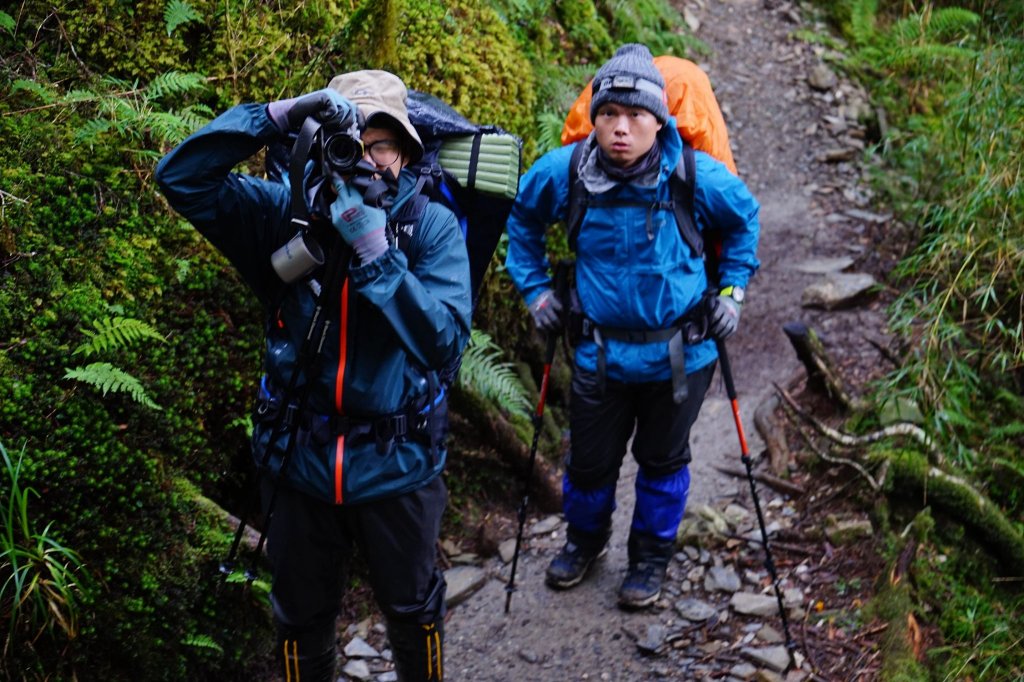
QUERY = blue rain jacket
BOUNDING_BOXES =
[506,120,760,381]
[156,103,471,505]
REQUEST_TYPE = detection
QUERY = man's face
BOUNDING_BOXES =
[361,126,406,179]
[593,102,663,168]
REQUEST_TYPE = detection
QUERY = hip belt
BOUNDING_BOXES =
[577,305,708,404]
[254,377,446,455]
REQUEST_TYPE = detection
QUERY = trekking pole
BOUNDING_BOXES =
[505,261,569,614]
[715,338,798,668]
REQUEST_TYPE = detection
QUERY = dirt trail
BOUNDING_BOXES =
[441,1,886,679]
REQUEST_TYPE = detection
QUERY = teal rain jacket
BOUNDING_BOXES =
[156,103,472,505]
[505,120,760,382]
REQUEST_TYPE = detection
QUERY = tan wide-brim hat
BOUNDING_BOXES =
[328,70,424,165]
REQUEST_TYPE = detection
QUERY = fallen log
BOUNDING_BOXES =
[449,385,563,513]
[782,321,866,412]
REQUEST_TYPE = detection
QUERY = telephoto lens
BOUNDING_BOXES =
[324,132,364,174]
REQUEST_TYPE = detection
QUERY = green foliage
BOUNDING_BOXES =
[459,329,530,414]
[164,0,201,36]
[907,524,1024,677]
[880,42,1023,464]
[64,316,167,410]
[64,362,162,410]
[0,441,92,665]
[72,316,166,357]
[595,0,700,58]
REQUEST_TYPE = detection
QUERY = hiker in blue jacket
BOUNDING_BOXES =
[156,70,470,681]
[506,44,760,609]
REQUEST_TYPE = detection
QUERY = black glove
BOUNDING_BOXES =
[528,288,563,332]
[267,88,356,134]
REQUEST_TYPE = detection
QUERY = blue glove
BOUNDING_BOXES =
[267,88,355,134]
[330,179,388,262]
[528,288,563,332]
[708,294,741,340]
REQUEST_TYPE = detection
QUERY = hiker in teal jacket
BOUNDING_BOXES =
[506,44,760,609]
[156,70,470,681]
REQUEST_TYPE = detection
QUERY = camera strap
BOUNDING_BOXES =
[288,117,323,228]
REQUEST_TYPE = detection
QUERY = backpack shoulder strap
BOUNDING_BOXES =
[566,141,588,253]
[670,142,703,258]
[390,168,434,255]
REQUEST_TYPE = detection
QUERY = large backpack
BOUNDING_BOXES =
[393,90,520,312]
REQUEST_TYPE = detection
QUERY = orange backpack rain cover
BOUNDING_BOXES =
[561,56,737,176]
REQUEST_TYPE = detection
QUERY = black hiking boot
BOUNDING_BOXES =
[387,618,444,681]
[545,540,608,589]
[618,532,674,609]
[617,560,668,609]
[545,526,611,589]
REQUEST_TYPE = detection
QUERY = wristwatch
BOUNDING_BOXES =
[720,285,745,304]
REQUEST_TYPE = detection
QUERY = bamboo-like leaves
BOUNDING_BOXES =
[1,442,92,654]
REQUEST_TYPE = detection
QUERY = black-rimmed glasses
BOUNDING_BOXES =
[365,139,402,167]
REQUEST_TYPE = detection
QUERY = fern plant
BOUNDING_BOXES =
[164,0,202,36]
[458,329,530,414]
[10,71,211,159]
[65,316,166,410]
[72,316,166,357]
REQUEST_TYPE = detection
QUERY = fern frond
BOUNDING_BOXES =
[536,111,566,155]
[175,106,213,134]
[165,0,202,36]
[63,88,100,104]
[145,71,207,100]
[849,0,878,47]
[64,363,161,410]
[923,8,980,43]
[182,634,224,653]
[73,317,165,357]
[458,329,530,414]
[141,110,197,145]
[881,43,978,71]
[0,11,15,34]
[11,79,57,104]
[74,119,113,146]
[891,8,980,45]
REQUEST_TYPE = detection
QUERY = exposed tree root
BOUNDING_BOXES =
[450,386,562,513]
[885,450,1024,575]
[775,383,943,465]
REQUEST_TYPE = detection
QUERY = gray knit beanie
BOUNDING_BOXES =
[589,44,668,123]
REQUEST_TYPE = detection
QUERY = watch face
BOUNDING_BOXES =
[732,287,745,303]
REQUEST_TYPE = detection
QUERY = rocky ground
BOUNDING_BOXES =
[329,1,903,680]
